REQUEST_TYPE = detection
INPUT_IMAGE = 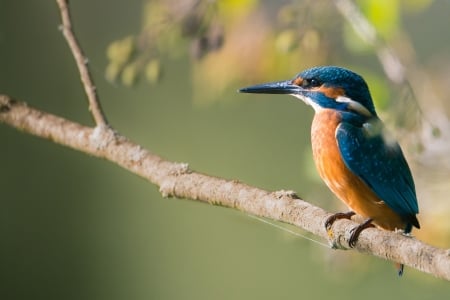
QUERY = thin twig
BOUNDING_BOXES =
[1,95,450,281]
[56,0,108,126]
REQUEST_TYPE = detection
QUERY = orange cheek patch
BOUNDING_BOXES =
[292,77,303,86]
[313,86,345,98]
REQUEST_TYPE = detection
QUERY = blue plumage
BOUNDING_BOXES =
[336,120,420,231]
[298,66,377,116]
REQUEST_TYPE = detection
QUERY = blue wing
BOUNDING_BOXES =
[336,119,419,227]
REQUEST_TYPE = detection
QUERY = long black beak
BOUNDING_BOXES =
[239,80,303,94]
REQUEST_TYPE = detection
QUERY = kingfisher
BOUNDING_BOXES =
[239,66,420,275]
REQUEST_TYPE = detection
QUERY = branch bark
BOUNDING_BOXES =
[1,94,449,281]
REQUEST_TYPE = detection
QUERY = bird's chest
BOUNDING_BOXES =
[311,110,342,168]
[311,110,351,196]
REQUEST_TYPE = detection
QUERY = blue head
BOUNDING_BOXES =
[239,66,377,118]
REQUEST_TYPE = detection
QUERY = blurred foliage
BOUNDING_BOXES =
[103,0,450,245]
[358,0,400,39]
[105,0,433,109]
[105,0,230,86]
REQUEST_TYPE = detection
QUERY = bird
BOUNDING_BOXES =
[239,66,420,275]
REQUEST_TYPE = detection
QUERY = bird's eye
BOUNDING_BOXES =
[302,78,321,88]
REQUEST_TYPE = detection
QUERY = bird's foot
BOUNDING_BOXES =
[325,211,356,240]
[348,218,374,248]
[325,211,355,231]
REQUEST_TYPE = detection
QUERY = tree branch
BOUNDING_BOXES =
[56,0,108,126]
[1,94,449,281]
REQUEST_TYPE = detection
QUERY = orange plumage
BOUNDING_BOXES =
[311,109,406,231]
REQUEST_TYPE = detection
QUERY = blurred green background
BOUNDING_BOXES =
[1,0,449,299]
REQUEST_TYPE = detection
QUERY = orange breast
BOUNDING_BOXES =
[311,109,406,231]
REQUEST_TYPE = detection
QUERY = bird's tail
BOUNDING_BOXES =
[396,221,418,276]
[395,263,404,276]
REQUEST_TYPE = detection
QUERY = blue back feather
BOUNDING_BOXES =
[336,119,420,229]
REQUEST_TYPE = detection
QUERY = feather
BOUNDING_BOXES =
[335,119,420,230]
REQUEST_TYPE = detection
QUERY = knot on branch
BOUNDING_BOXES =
[128,145,147,163]
[0,95,16,112]
[272,189,300,200]
[89,125,116,150]
[167,162,190,176]
[159,162,191,198]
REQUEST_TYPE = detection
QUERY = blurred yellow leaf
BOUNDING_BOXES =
[145,59,162,84]
[357,0,400,39]
[217,0,259,22]
[121,64,138,87]
[106,36,135,65]
[276,29,298,53]
[105,62,121,82]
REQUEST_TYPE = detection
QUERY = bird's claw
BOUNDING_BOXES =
[348,227,359,248]
[348,218,374,248]
[324,211,356,230]
[325,213,374,248]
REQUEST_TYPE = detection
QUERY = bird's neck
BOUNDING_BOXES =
[311,109,341,159]
[311,109,341,140]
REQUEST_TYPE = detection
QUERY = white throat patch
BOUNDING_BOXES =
[291,94,323,112]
